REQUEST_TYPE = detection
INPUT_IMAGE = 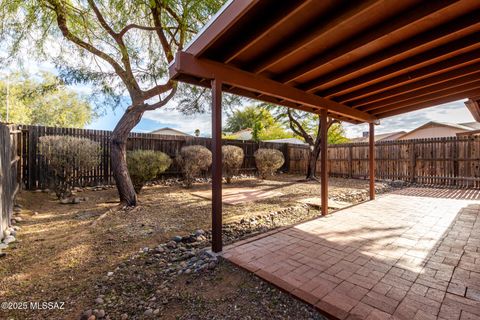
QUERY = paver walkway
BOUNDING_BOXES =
[223,188,480,319]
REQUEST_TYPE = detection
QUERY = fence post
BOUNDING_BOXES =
[410,141,416,183]
[284,144,290,173]
[348,145,353,178]
[453,139,459,186]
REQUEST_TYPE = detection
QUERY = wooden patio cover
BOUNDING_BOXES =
[169,0,480,252]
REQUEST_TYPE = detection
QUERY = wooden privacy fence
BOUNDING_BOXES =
[19,125,288,190]
[0,124,21,240]
[15,125,480,190]
[289,136,480,188]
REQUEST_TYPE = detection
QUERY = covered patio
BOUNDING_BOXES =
[168,0,480,318]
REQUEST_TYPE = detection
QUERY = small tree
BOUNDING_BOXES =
[127,150,172,193]
[38,135,101,199]
[176,145,212,188]
[254,148,285,179]
[222,145,244,183]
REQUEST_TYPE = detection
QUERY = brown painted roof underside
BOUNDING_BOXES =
[170,0,480,123]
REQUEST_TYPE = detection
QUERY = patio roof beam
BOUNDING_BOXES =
[318,32,480,98]
[170,52,376,123]
[299,9,480,93]
[376,88,480,119]
[276,0,459,84]
[333,47,480,103]
[465,98,480,122]
[347,62,480,107]
[372,80,480,115]
[222,0,313,63]
[359,73,480,112]
[250,0,379,74]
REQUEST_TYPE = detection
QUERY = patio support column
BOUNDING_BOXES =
[211,78,223,253]
[320,109,328,216]
[369,122,375,200]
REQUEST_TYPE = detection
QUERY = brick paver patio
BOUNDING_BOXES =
[223,188,480,320]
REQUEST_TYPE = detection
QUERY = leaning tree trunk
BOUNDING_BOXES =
[111,106,144,207]
[306,141,322,180]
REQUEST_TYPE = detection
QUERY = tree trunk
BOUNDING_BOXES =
[306,142,321,180]
[111,106,144,207]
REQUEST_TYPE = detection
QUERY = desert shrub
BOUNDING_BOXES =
[176,145,212,188]
[222,145,244,183]
[254,148,285,179]
[127,150,172,193]
[38,135,101,199]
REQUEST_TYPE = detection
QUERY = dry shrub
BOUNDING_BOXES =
[38,135,101,198]
[254,148,284,179]
[176,145,212,188]
[127,150,172,193]
[222,145,244,183]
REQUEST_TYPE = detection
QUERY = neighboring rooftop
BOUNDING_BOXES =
[264,138,306,145]
[150,127,192,136]
[350,131,406,143]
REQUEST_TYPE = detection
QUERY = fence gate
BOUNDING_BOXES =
[0,124,21,240]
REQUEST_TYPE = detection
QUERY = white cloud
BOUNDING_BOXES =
[343,100,474,138]
[143,107,229,137]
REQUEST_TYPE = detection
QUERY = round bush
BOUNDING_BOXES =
[38,135,101,199]
[222,145,244,183]
[176,145,212,188]
[127,150,172,193]
[254,148,285,179]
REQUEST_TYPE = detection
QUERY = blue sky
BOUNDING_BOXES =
[3,59,476,138]
[86,97,474,138]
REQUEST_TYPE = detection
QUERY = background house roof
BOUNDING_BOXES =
[150,127,192,136]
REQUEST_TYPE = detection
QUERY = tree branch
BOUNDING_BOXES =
[142,86,177,111]
[151,1,174,62]
[287,108,313,145]
[85,0,140,95]
[118,24,160,37]
[87,0,117,39]
[48,0,128,83]
[142,81,174,100]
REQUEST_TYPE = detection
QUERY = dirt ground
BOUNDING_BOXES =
[0,175,379,319]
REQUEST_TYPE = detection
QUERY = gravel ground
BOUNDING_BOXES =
[0,175,399,319]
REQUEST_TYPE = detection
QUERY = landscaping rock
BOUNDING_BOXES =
[95,297,104,304]
[3,236,16,244]
[94,309,105,318]
[194,229,205,236]
[0,243,8,250]
[172,235,182,243]
[143,308,153,317]
[391,180,407,188]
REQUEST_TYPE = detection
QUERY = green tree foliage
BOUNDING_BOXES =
[224,105,294,141]
[258,126,294,141]
[328,122,349,144]
[0,0,225,206]
[0,72,94,127]
[225,106,276,133]
[266,105,349,179]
